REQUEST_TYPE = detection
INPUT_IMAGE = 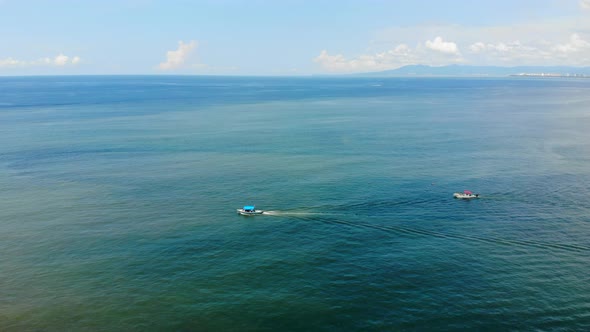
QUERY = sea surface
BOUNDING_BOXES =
[1,76,590,331]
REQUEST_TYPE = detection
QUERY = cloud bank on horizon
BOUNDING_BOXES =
[313,0,590,73]
[0,54,80,68]
[0,0,589,75]
[315,25,590,73]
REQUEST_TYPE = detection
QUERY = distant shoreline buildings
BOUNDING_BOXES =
[510,73,590,78]
[359,65,590,78]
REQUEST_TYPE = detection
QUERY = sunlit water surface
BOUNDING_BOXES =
[1,76,590,330]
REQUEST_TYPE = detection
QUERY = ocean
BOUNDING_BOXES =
[1,76,590,331]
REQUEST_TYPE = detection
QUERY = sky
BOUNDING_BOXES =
[1,0,590,75]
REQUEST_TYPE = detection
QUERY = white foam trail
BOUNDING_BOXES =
[262,211,340,217]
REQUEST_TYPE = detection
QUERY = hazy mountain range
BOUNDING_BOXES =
[355,65,590,77]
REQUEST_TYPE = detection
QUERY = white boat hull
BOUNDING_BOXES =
[453,193,479,199]
[237,209,264,216]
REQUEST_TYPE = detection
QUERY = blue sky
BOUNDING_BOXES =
[1,0,589,75]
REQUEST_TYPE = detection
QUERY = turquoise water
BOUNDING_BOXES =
[1,76,590,330]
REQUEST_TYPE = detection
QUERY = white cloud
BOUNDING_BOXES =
[581,0,590,10]
[314,37,471,73]
[425,36,460,55]
[469,41,524,54]
[314,44,419,73]
[469,42,486,53]
[315,28,590,73]
[553,33,590,53]
[158,40,197,70]
[367,17,590,66]
[468,40,548,63]
[54,54,69,66]
[314,50,350,72]
[0,57,27,67]
[466,33,590,65]
[0,54,81,68]
[315,11,590,72]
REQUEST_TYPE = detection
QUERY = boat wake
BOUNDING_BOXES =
[262,210,338,217]
[289,215,590,254]
[252,199,590,254]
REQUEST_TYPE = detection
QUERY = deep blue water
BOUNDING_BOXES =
[1,76,590,331]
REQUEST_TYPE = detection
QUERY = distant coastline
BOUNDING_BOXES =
[356,64,590,78]
[510,73,590,78]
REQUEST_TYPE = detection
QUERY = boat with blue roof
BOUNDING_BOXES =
[237,205,264,216]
